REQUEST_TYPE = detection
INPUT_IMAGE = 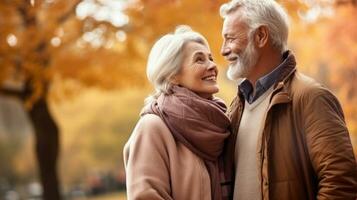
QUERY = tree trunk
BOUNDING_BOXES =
[28,97,61,200]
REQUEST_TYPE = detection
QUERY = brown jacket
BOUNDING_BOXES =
[228,54,357,200]
[124,114,212,200]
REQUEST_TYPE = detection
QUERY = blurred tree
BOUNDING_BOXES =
[324,5,357,137]
[124,0,228,64]
[0,0,141,199]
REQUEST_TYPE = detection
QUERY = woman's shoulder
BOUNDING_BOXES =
[124,114,174,159]
[131,114,172,142]
[137,114,167,131]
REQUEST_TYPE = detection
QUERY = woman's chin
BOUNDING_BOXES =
[211,86,220,94]
[196,88,219,99]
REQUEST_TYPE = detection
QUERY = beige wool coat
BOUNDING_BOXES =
[124,114,212,200]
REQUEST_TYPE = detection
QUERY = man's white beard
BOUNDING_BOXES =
[227,39,258,81]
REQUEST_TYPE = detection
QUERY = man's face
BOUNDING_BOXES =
[221,12,258,81]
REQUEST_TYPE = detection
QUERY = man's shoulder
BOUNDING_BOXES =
[290,72,333,98]
[290,72,329,96]
[291,72,322,90]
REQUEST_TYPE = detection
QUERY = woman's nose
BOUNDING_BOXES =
[207,61,217,71]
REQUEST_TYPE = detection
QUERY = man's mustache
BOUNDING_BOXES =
[225,53,240,62]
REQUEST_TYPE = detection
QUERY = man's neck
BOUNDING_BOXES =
[248,49,283,87]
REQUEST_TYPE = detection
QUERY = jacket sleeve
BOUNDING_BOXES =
[303,88,357,200]
[124,115,173,200]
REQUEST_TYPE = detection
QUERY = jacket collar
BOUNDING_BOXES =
[235,51,297,109]
[268,51,297,109]
[274,50,297,85]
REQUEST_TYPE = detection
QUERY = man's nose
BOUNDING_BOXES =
[221,45,231,57]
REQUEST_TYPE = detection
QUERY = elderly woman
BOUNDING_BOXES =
[124,26,233,200]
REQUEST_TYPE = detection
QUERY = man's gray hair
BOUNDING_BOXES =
[220,0,289,52]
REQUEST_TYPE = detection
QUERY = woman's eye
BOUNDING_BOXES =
[195,57,205,62]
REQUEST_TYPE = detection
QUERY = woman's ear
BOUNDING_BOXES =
[171,75,180,85]
[254,25,269,48]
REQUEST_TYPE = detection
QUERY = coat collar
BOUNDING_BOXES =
[268,51,297,109]
[236,51,297,109]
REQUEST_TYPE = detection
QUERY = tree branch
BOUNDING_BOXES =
[335,0,357,6]
[57,0,82,24]
[0,87,25,99]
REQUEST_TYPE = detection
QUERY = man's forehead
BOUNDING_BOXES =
[222,14,248,34]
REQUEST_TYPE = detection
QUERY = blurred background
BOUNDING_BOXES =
[0,0,356,199]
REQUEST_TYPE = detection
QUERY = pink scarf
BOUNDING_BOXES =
[143,85,234,200]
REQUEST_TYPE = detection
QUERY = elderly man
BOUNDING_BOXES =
[220,0,357,200]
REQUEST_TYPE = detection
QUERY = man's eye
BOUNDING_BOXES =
[227,38,234,42]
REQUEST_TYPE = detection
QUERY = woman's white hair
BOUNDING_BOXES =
[220,0,289,52]
[145,25,209,105]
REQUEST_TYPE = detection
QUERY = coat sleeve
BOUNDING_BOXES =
[303,88,357,200]
[124,115,173,200]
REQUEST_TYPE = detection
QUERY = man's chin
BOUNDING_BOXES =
[227,65,244,81]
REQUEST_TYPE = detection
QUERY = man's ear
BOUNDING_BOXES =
[254,25,269,48]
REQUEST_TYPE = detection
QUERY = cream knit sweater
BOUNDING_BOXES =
[233,86,274,200]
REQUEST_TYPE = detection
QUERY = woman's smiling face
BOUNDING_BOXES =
[175,41,219,99]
